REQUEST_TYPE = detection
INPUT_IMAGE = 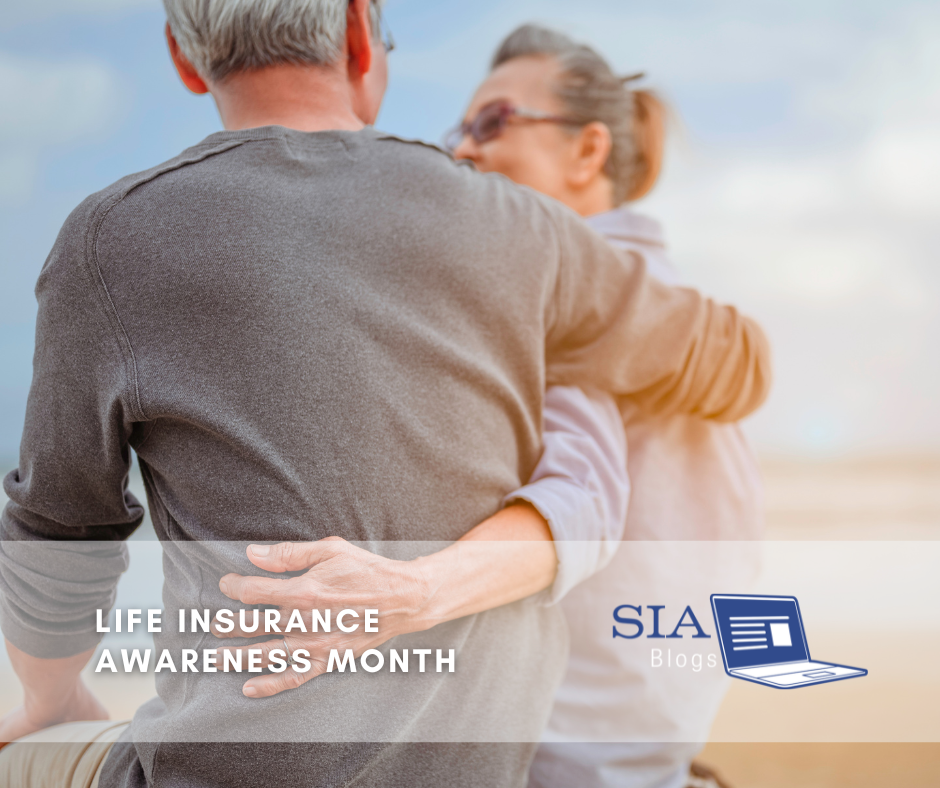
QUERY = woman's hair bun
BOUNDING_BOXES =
[492,24,667,204]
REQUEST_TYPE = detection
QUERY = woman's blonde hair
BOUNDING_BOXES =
[492,24,666,204]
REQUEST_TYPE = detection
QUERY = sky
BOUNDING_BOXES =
[1,0,939,459]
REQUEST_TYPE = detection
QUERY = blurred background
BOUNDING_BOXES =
[2,0,940,460]
[1,1,938,785]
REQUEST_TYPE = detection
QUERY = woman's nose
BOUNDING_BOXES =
[452,134,478,162]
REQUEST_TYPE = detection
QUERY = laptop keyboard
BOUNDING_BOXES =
[733,661,833,678]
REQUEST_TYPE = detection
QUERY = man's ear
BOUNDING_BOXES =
[345,0,374,80]
[568,121,613,188]
[166,22,209,95]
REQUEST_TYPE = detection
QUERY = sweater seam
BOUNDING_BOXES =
[81,139,247,423]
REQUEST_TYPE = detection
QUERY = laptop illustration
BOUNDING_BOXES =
[710,594,867,689]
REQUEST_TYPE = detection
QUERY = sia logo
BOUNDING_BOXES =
[612,604,718,672]
[612,604,711,640]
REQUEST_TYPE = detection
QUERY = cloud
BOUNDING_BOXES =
[860,126,940,218]
[390,0,880,91]
[1,0,158,27]
[0,52,123,203]
[0,53,121,144]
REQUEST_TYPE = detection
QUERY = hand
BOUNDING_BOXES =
[0,675,108,749]
[213,537,432,699]
[213,504,557,700]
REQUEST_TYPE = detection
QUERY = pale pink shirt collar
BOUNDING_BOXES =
[586,207,683,286]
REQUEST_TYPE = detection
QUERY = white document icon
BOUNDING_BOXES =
[770,623,792,647]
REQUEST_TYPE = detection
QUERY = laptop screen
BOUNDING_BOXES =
[711,595,809,669]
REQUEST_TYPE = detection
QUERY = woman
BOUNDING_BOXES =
[449,25,764,788]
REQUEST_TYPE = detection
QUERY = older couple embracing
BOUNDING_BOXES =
[0,2,768,788]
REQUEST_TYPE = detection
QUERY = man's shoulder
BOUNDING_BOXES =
[41,135,251,293]
[367,129,486,187]
[367,129,568,226]
[73,136,251,226]
[369,129,454,159]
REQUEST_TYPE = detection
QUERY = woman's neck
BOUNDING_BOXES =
[564,177,615,218]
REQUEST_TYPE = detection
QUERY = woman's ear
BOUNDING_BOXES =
[567,121,612,188]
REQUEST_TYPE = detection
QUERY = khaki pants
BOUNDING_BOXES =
[0,720,129,788]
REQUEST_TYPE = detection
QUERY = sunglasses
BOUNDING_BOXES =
[378,8,395,53]
[444,100,581,153]
[373,1,395,53]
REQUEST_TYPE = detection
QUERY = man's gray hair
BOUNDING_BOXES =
[163,0,383,83]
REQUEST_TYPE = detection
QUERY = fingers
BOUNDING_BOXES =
[210,607,313,640]
[245,537,347,573]
[211,615,271,640]
[218,638,290,671]
[218,573,293,606]
[242,665,315,698]
[216,638,325,698]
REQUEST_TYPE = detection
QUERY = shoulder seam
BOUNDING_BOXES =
[372,131,456,160]
[81,139,248,422]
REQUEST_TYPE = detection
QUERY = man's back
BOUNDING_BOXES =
[10,126,591,787]
[89,127,557,545]
[3,125,769,787]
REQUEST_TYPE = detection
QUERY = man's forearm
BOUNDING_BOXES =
[545,208,772,422]
[626,300,772,422]
[410,502,558,630]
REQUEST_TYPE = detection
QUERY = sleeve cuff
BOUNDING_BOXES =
[0,599,107,658]
[0,536,127,659]
[504,478,615,605]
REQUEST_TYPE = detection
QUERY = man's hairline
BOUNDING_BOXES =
[167,0,386,85]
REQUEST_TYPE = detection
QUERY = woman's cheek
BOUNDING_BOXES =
[501,151,545,190]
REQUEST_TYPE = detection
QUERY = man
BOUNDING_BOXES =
[0,1,770,786]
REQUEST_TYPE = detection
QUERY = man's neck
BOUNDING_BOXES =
[211,63,366,133]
